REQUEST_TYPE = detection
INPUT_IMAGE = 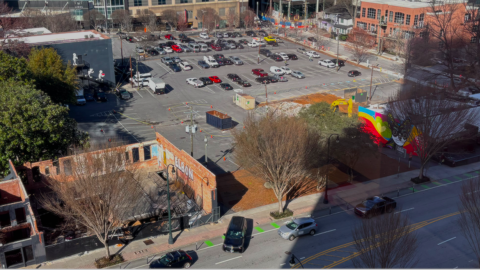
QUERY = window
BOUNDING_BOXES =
[440,29,444,37]
[134,0,142,6]
[229,7,235,15]
[465,13,471,23]
[419,13,424,22]
[389,27,392,34]
[340,18,344,23]
[5,249,23,267]
[15,208,26,224]
[394,12,404,24]
[472,37,477,43]
[32,166,41,182]
[187,10,193,18]
[219,8,225,16]
[406,14,410,25]
[389,11,393,22]
[474,25,478,32]
[23,246,34,262]
[44,166,50,176]
[158,0,166,4]
[143,145,151,160]
[0,211,11,228]
[357,21,367,29]
[385,9,388,17]
[377,9,381,20]
[362,8,365,17]
[63,159,72,176]
[367,8,376,19]
[132,148,139,163]
[414,14,418,26]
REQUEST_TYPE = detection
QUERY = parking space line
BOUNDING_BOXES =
[156,62,171,73]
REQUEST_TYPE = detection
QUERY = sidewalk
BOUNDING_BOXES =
[24,160,480,269]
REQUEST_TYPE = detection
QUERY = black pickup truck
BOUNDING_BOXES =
[354,196,397,218]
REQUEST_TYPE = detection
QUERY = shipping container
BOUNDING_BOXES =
[233,93,255,110]
[206,110,232,130]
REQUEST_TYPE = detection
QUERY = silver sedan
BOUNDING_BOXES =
[228,56,243,65]
[277,217,317,241]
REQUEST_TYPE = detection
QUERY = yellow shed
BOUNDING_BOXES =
[233,93,255,110]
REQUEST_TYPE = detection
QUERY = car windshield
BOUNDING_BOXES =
[363,200,376,208]
[158,254,174,265]
[77,95,85,99]
[286,222,299,230]
[226,230,243,239]
[97,92,105,97]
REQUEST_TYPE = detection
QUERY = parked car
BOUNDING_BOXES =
[252,68,268,77]
[270,66,285,75]
[307,37,318,42]
[260,49,272,57]
[227,73,241,81]
[330,59,345,66]
[149,250,193,268]
[258,30,268,36]
[223,59,233,65]
[280,66,292,74]
[216,32,223,38]
[178,33,187,39]
[270,54,283,62]
[287,54,298,60]
[172,45,182,53]
[168,63,181,72]
[306,51,321,58]
[154,47,167,54]
[172,56,182,63]
[94,91,107,102]
[84,92,94,101]
[264,76,278,83]
[229,56,243,65]
[164,47,173,53]
[264,36,276,42]
[179,62,192,71]
[179,44,192,52]
[209,75,222,83]
[272,74,288,82]
[166,41,176,46]
[318,59,335,68]
[247,41,258,47]
[136,47,145,53]
[291,70,305,79]
[116,88,131,100]
[238,39,249,44]
[297,47,307,54]
[255,77,271,84]
[266,41,279,47]
[354,196,397,218]
[277,217,317,241]
[198,60,210,69]
[348,70,362,77]
[186,78,204,87]
[161,57,174,65]
[220,83,233,90]
[277,52,289,61]
[245,30,256,37]
[223,32,230,38]
[210,43,222,51]
[199,77,213,85]
[223,216,247,253]
[236,80,251,87]
[213,54,225,60]
[237,44,245,49]
[164,34,175,40]
[227,43,237,49]
[199,32,209,39]
[148,49,159,56]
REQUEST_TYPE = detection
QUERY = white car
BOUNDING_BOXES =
[270,66,285,75]
[136,47,145,53]
[277,52,289,61]
[280,66,292,74]
[164,47,173,53]
[247,41,258,47]
[291,70,305,79]
[318,59,335,68]
[179,61,192,71]
[186,78,204,87]
[306,51,320,58]
[199,32,209,39]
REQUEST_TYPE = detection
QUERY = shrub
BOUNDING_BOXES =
[94,254,124,269]
[270,208,293,219]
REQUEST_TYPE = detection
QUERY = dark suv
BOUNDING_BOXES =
[260,49,272,57]
[149,250,192,268]
[223,216,247,253]
[93,91,107,102]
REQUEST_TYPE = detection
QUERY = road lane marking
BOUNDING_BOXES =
[394,208,414,214]
[205,240,214,247]
[252,228,277,236]
[314,229,336,236]
[215,256,242,265]
[255,226,265,233]
[271,222,280,228]
[300,257,305,259]
[438,237,456,245]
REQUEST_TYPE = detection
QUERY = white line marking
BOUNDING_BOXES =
[454,267,458,269]
[145,88,156,97]
[469,260,474,262]
[133,263,148,269]
[438,237,456,245]
[252,228,277,236]
[300,257,305,259]
[215,256,242,265]
[314,229,336,236]
[111,114,140,142]
[280,263,285,266]
[198,243,223,251]
[394,208,415,214]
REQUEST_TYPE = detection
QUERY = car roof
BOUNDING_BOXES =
[366,196,385,203]
[293,217,315,224]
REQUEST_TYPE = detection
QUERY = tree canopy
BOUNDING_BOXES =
[27,47,78,104]
[0,51,31,83]
[0,81,89,176]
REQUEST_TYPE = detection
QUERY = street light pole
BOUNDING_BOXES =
[323,134,339,204]
[369,64,378,103]
[335,15,339,71]
[204,135,208,165]
[166,164,176,245]
[286,251,304,268]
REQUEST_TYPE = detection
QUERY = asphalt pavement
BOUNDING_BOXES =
[111,172,477,269]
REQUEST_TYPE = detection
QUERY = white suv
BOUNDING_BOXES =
[179,61,192,70]
[270,66,285,75]
[277,52,289,61]
[199,32,209,39]
[318,59,335,68]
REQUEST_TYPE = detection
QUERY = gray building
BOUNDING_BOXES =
[0,161,46,268]
[4,30,115,85]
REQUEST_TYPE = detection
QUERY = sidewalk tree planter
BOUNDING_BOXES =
[270,208,293,219]
[94,254,124,269]
[411,176,430,184]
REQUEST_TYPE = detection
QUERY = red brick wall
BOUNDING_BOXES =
[0,181,23,205]
[156,133,217,213]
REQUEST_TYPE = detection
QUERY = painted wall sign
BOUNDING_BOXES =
[174,156,194,181]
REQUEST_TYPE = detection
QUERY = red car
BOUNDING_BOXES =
[165,34,175,40]
[210,43,222,51]
[252,69,268,77]
[172,44,182,52]
[208,76,222,83]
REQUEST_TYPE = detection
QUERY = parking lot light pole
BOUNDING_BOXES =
[369,64,379,104]
[323,134,339,204]
[204,135,208,165]
[166,164,176,245]
[258,42,261,64]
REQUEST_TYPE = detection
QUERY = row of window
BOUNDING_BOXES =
[94,0,124,6]
[135,0,226,5]
[361,7,424,26]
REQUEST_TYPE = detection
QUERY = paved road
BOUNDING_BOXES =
[113,174,477,269]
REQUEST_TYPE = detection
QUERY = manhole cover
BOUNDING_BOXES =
[143,239,154,245]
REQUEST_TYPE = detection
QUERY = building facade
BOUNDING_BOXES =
[320,6,353,34]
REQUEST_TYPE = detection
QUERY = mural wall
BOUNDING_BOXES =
[358,106,420,155]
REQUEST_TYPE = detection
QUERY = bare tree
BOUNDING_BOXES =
[458,176,480,267]
[162,9,178,30]
[386,84,479,182]
[39,144,144,260]
[346,27,375,64]
[232,112,322,214]
[111,9,133,32]
[227,10,239,30]
[25,11,79,33]
[0,4,31,57]
[83,9,105,30]
[352,212,419,268]
[177,14,188,32]
[240,8,256,30]
[197,8,220,33]
[137,9,158,33]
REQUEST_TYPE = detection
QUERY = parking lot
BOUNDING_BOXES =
[69,32,401,175]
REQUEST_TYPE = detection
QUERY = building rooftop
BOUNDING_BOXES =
[361,0,432,8]
[2,30,108,46]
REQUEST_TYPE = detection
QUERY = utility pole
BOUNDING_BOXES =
[335,15,339,72]
[288,0,291,21]
[136,53,140,90]
[265,83,268,110]
[304,0,307,31]
[257,1,259,17]
[322,0,325,18]
[204,135,208,165]
[104,0,108,33]
[190,106,194,156]
[129,55,133,86]
[369,64,377,103]
[257,41,261,64]
[120,37,124,64]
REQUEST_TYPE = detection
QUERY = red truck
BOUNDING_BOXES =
[252,69,268,77]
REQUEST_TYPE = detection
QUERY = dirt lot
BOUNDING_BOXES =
[217,149,414,213]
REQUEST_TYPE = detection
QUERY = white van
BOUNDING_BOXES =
[200,44,208,52]
[188,43,201,53]
[134,73,152,80]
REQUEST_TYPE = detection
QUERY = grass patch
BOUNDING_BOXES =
[270,208,293,219]
[94,254,124,269]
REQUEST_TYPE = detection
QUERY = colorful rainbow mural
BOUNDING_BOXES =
[358,106,419,155]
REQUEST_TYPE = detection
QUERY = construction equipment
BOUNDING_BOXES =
[331,98,353,117]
